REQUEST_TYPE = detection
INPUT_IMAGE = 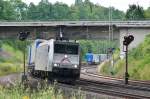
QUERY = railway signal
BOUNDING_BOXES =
[123,35,134,46]
[18,31,30,83]
[18,32,30,41]
[123,35,134,84]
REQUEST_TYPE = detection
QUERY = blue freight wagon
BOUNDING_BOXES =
[85,53,93,64]
[85,53,107,65]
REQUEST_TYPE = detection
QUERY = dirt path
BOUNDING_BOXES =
[0,73,21,87]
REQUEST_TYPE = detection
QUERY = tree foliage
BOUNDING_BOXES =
[144,7,150,19]
[125,4,145,20]
[0,0,16,20]
[0,0,125,21]
[0,0,149,21]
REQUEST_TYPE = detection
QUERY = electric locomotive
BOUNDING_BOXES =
[28,39,81,82]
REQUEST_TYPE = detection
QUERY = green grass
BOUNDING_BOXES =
[0,83,86,99]
[99,34,150,80]
[0,40,23,76]
[0,63,22,76]
[0,86,62,99]
[2,44,23,62]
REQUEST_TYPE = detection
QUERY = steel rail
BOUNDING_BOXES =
[81,65,150,83]
[28,71,150,99]
[58,81,150,99]
[81,66,150,91]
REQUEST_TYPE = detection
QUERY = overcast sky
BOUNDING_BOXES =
[23,0,150,12]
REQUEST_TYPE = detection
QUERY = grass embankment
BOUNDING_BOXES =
[99,34,150,80]
[0,82,85,99]
[0,40,23,76]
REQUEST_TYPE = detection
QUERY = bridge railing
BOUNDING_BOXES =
[0,20,150,27]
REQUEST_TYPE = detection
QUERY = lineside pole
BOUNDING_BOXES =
[22,40,27,83]
[18,31,30,83]
[23,41,26,76]
[123,35,134,84]
[125,45,129,84]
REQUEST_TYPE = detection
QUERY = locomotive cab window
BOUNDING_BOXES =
[54,43,79,55]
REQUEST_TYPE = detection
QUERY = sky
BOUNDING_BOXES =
[23,0,150,12]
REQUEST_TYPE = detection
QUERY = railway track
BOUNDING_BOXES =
[25,64,150,99]
[86,69,150,85]
[81,65,150,88]
[79,65,150,98]
[74,79,150,99]
[55,79,150,99]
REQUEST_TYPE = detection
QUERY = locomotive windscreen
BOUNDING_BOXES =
[54,43,79,55]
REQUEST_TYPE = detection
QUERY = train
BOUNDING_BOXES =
[85,53,108,65]
[27,39,81,82]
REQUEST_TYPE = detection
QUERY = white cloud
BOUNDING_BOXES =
[23,0,150,12]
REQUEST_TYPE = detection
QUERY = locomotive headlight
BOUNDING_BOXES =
[74,65,78,68]
[54,63,58,67]
[64,55,68,58]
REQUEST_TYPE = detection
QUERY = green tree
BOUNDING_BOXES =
[75,0,83,6]
[78,5,88,20]
[37,0,52,20]
[144,7,150,19]
[0,0,125,21]
[111,8,125,20]
[52,2,70,20]
[83,0,94,19]
[0,0,4,19]
[125,4,145,20]
[27,3,38,20]
[0,0,16,20]
[69,5,79,20]
[10,0,28,20]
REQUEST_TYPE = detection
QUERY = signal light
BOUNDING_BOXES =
[18,31,30,41]
[123,35,134,46]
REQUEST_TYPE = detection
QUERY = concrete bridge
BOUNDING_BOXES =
[0,21,150,50]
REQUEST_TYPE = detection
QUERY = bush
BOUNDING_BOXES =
[99,34,150,80]
[0,83,86,99]
[0,40,24,76]
[100,60,111,75]
[0,63,22,76]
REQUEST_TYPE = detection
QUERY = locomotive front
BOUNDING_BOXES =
[52,41,81,81]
